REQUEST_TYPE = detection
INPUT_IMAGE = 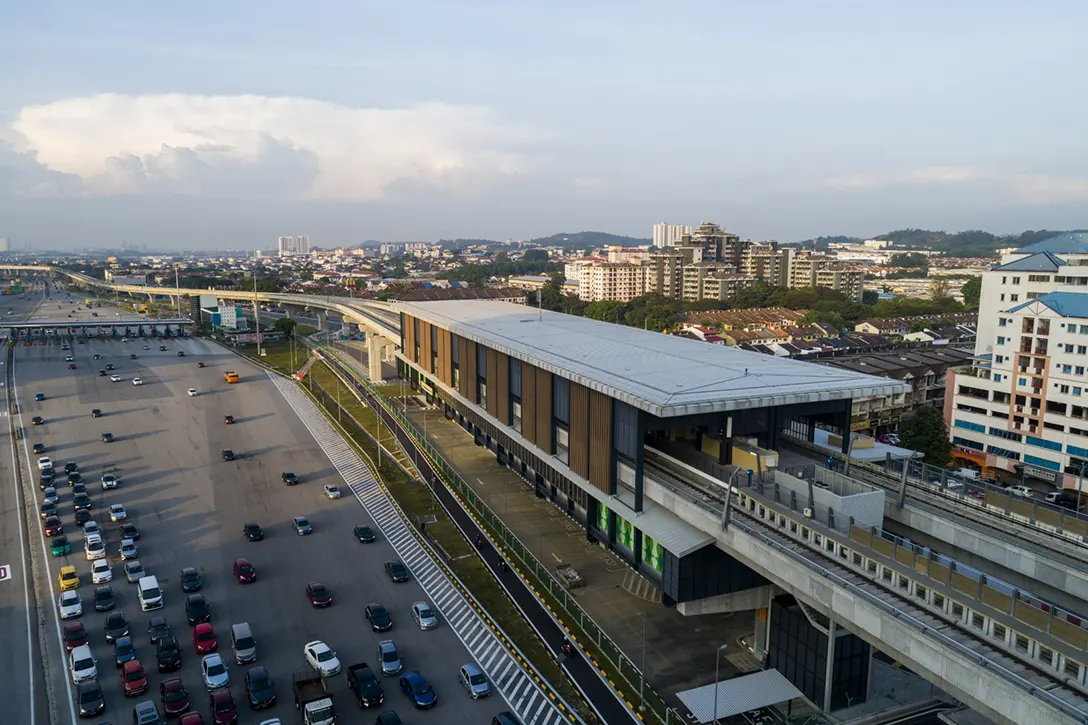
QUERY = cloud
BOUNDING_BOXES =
[2,93,543,201]
[822,165,1088,204]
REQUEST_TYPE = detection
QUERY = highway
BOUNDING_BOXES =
[12,295,516,722]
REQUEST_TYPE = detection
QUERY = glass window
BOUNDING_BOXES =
[477,380,487,408]
[511,399,522,433]
[452,365,460,390]
[615,457,636,509]
[555,423,569,464]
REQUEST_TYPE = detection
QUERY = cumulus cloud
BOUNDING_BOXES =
[1,93,542,200]
[822,165,1088,204]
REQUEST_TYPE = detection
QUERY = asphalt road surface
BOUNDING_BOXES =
[14,304,512,722]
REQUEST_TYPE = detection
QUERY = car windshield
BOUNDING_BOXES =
[65,628,83,641]
[74,656,94,670]
[79,687,100,703]
[215,698,234,713]
[393,564,405,574]
[240,564,254,573]
[207,662,225,676]
[197,630,214,641]
[316,650,334,662]
[297,518,309,526]
[382,648,398,662]
[418,607,433,618]
[469,672,487,685]
[160,640,178,654]
[164,686,186,702]
[312,586,327,596]
[412,680,432,695]
[117,642,133,655]
[125,668,144,682]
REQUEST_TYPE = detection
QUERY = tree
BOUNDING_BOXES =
[899,406,952,467]
[273,317,297,335]
[890,252,930,269]
[961,276,981,308]
[861,289,880,306]
[930,278,952,302]
[584,300,626,324]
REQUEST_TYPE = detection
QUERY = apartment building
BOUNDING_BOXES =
[605,246,651,264]
[946,233,1088,487]
[564,260,650,302]
[278,235,311,256]
[788,251,865,301]
[651,222,693,247]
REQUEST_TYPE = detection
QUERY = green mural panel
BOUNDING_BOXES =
[642,533,664,573]
[596,501,609,532]
[618,517,634,550]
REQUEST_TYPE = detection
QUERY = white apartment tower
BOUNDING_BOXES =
[947,232,1088,490]
[277,236,311,257]
[652,222,693,248]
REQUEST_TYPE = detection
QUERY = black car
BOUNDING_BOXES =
[75,508,91,526]
[185,594,210,625]
[177,351,185,357]
[221,449,235,461]
[354,525,377,543]
[91,408,102,417]
[101,432,114,443]
[72,483,86,495]
[64,461,79,473]
[33,442,45,454]
[68,472,82,485]
[98,370,107,377]
[384,561,409,583]
[157,635,182,672]
[365,603,393,632]
[120,522,140,541]
[76,680,105,717]
[73,492,91,510]
[31,415,43,426]
[245,666,277,709]
[281,471,299,485]
[180,567,202,593]
[39,471,55,489]
[148,616,171,645]
[95,587,116,613]
[159,345,167,351]
[376,711,404,725]
[40,501,57,519]
[105,364,114,370]
[104,610,129,641]
[129,353,137,360]
[93,354,101,360]
[243,522,264,541]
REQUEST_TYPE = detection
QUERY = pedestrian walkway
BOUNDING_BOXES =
[269,374,582,725]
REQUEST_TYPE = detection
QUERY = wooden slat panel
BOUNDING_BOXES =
[1013,599,1049,631]
[403,315,416,364]
[458,337,475,399]
[894,547,915,568]
[980,586,1011,613]
[495,351,510,425]
[929,562,950,583]
[569,382,590,478]
[849,525,871,547]
[437,328,452,386]
[522,364,537,443]
[950,571,976,598]
[1052,618,1088,650]
[485,347,499,419]
[588,389,612,493]
[536,370,552,452]
[419,321,432,368]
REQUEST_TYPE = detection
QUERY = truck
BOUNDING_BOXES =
[292,669,336,725]
[347,662,385,708]
[224,371,239,384]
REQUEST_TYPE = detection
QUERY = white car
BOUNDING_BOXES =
[119,538,138,560]
[84,534,106,560]
[201,653,230,690]
[91,559,112,584]
[65,355,74,362]
[304,640,341,676]
[132,377,143,386]
[58,590,82,619]
[82,520,100,537]
[1006,485,1035,498]
[101,474,118,490]
[110,374,122,382]
[38,456,53,471]
[323,485,342,500]
[187,388,198,397]
[69,644,97,684]
[109,504,127,521]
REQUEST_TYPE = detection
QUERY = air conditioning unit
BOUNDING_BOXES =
[803,507,814,519]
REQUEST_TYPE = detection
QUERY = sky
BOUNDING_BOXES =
[2,1,1087,250]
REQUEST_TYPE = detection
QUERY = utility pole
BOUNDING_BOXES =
[253,273,262,357]
[174,265,181,319]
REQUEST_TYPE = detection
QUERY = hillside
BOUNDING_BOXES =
[529,231,651,249]
[875,228,1081,257]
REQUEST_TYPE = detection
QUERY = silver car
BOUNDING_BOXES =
[458,663,491,699]
[124,560,145,583]
[377,640,401,676]
[201,653,230,690]
[411,601,438,630]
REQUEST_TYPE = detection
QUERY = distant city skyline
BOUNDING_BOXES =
[3,2,1088,249]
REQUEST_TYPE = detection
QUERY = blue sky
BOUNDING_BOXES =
[2,1,1086,249]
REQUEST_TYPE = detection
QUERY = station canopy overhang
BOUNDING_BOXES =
[677,669,806,723]
[0,318,195,330]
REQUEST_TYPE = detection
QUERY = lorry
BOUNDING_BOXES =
[347,662,385,708]
[224,371,239,384]
[292,669,336,725]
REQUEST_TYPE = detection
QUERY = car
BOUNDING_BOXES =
[104,610,129,641]
[68,363,76,369]
[69,643,98,684]
[38,455,52,470]
[93,353,101,360]
[354,524,377,543]
[42,486,58,505]
[242,522,264,541]
[304,640,341,676]
[63,621,89,651]
[223,415,234,425]
[94,584,116,611]
[160,345,168,351]
[148,616,171,645]
[458,662,491,699]
[114,636,136,667]
[120,521,140,540]
[32,415,44,425]
[201,653,230,690]
[63,460,79,473]
[110,374,122,382]
[110,503,128,521]
[125,560,146,582]
[187,388,198,397]
[293,516,312,535]
[68,471,83,485]
[306,582,333,608]
[209,689,238,724]
[221,449,235,461]
[58,589,83,619]
[197,361,205,368]
[133,377,144,386]
[158,636,184,675]
[106,363,115,370]
[40,500,57,519]
[44,515,63,536]
[102,473,118,489]
[1006,485,1036,498]
[65,355,74,361]
[178,567,203,592]
[398,671,437,708]
[91,408,102,417]
[123,659,150,696]
[324,484,342,499]
[83,520,100,537]
[33,443,46,455]
[384,560,409,583]
[39,470,55,488]
[51,534,71,556]
[377,640,402,676]
[193,623,218,654]
[35,392,45,401]
[281,471,299,485]
[133,699,164,725]
[160,677,191,716]
[84,533,106,560]
[130,354,138,360]
[92,559,112,584]
[98,369,107,377]
[177,351,186,357]
[411,601,438,630]
[186,594,211,625]
[120,538,139,559]
[376,712,404,725]
[366,603,393,632]
[233,557,256,584]
[76,679,106,717]
[75,508,91,526]
[73,492,92,510]
[58,565,79,591]
[245,665,277,709]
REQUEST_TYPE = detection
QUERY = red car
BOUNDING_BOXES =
[122,659,149,696]
[44,515,63,536]
[233,558,256,584]
[306,581,332,608]
[193,623,218,654]
[197,362,205,368]
[209,690,238,725]
[160,677,191,716]
[62,621,88,652]
[68,364,76,370]
[179,713,204,725]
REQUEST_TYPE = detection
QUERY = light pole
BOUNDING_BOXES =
[712,643,728,725]
[638,612,647,710]
[252,273,262,357]
[174,266,181,319]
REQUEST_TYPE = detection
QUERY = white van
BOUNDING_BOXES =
[84,534,105,561]
[138,575,163,611]
[231,622,257,664]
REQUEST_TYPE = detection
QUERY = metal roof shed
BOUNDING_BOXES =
[677,669,806,723]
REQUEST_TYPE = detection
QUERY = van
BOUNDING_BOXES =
[84,534,105,561]
[231,622,256,664]
[137,575,163,611]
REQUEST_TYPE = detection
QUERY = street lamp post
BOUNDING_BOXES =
[253,274,262,358]
[638,612,647,710]
[712,643,728,725]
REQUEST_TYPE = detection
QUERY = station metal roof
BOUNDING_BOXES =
[396,301,909,418]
